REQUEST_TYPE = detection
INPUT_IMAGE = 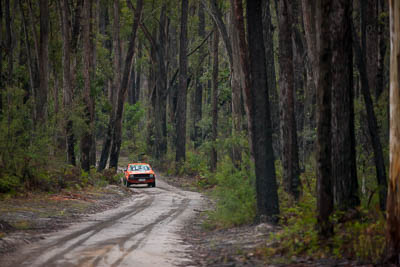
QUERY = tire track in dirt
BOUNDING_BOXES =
[2,177,203,267]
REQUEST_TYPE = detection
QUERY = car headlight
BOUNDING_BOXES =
[150,174,154,178]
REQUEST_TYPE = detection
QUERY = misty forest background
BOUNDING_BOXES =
[1,0,400,264]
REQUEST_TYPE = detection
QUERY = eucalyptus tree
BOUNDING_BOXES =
[386,0,400,262]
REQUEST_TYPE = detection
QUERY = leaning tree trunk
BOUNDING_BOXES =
[210,25,219,172]
[207,0,243,166]
[175,0,189,164]
[353,18,388,211]
[109,0,143,170]
[386,1,400,263]
[331,0,360,210]
[277,0,301,200]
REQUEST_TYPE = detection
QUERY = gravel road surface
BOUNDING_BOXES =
[1,177,203,267]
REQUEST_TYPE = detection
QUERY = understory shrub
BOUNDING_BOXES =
[264,162,386,264]
[206,155,256,228]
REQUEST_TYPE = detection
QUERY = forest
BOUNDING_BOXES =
[1,0,400,264]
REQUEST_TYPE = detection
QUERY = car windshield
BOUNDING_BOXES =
[129,165,150,171]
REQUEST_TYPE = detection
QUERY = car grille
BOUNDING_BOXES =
[129,174,150,179]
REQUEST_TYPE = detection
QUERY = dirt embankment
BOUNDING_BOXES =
[0,185,133,255]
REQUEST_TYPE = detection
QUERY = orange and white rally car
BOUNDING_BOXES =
[123,163,156,187]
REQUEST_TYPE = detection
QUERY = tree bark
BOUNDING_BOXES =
[81,0,94,171]
[331,0,360,210]
[0,0,3,114]
[59,0,76,166]
[5,0,12,86]
[175,0,189,163]
[36,0,49,124]
[277,0,301,200]
[376,0,387,100]
[0,0,4,115]
[229,0,244,166]
[98,0,121,172]
[386,2,400,262]
[316,0,333,238]
[301,0,318,145]
[204,0,244,166]
[353,16,388,211]
[204,0,233,67]
[210,25,219,172]
[192,2,205,149]
[109,0,143,170]
[135,40,142,103]
[153,3,168,159]
[233,0,252,156]
[233,0,279,222]
[365,0,379,100]
[19,0,39,108]
[262,0,279,157]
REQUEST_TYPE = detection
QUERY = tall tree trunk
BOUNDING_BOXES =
[229,0,244,166]
[36,0,49,124]
[98,0,121,172]
[81,0,94,171]
[5,0,12,86]
[316,0,333,238]
[234,0,280,222]
[386,2,400,262]
[205,0,233,67]
[153,3,168,159]
[331,0,359,210]
[233,0,253,156]
[109,0,143,169]
[365,0,378,100]
[19,0,39,108]
[128,60,136,105]
[0,0,3,114]
[353,14,388,211]
[135,40,142,103]
[262,0,279,157]
[376,0,387,100]
[175,0,189,163]
[205,0,244,166]
[192,2,205,149]
[277,0,301,200]
[210,25,219,171]
[301,0,318,150]
[59,0,76,166]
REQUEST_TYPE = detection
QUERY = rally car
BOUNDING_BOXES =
[123,163,156,187]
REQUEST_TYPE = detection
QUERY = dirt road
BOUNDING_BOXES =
[1,177,203,267]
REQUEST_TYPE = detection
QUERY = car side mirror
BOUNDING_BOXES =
[124,168,127,172]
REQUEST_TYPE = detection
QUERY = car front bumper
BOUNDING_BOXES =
[127,178,155,184]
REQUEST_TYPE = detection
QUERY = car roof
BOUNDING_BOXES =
[128,163,150,166]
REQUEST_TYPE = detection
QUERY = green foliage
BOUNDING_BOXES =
[121,102,147,164]
[264,161,385,264]
[205,155,256,229]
